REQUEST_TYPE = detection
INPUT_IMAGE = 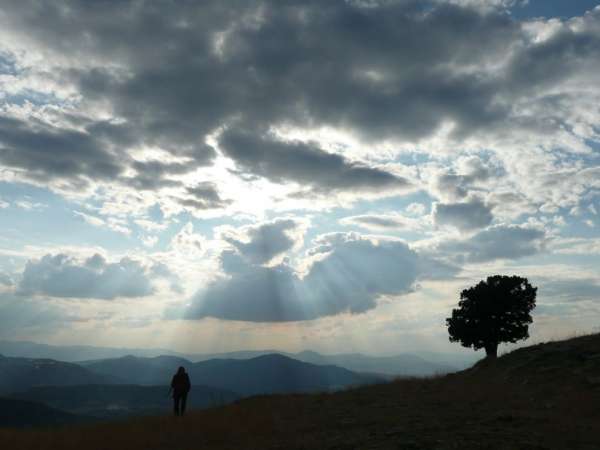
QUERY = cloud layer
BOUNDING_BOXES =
[0,1,598,342]
[0,0,598,211]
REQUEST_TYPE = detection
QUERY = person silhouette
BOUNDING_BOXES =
[170,366,191,416]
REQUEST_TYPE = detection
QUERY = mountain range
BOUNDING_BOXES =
[0,354,112,394]
[0,352,384,426]
[81,353,383,395]
[0,340,475,428]
[0,340,474,375]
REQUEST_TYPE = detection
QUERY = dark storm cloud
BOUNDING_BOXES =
[433,197,494,231]
[41,0,513,141]
[177,232,457,322]
[123,159,199,191]
[0,0,598,195]
[219,129,410,192]
[0,116,123,184]
[437,224,547,262]
[18,253,157,300]
[504,15,600,95]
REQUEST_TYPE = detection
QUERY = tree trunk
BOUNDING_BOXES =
[484,342,498,359]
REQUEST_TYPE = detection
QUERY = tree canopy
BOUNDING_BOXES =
[446,275,537,358]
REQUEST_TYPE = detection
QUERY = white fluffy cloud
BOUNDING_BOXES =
[18,253,169,300]
[176,231,457,322]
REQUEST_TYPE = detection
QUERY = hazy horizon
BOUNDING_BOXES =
[0,336,486,361]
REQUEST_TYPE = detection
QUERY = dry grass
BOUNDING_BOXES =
[2,333,600,450]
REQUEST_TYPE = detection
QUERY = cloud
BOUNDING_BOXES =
[169,223,207,257]
[406,202,427,216]
[73,211,105,227]
[429,156,502,202]
[539,277,600,303]
[14,200,46,211]
[0,0,598,219]
[18,253,160,299]
[73,211,131,235]
[123,159,194,191]
[177,182,232,211]
[340,213,422,231]
[436,224,547,262]
[178,231,456,322]
[219,129,411,194]
[0,293,68,338]
[0,115,123,187]
[220,218,307,265]
[0,272,13,286]
[433,197,494,231]
[551,237,600,255]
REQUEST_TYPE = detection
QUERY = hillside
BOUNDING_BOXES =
[1,333,599,449]
[0,398,89,429]
[188,354,382,395]
[0,355,114,394]
[9,384,240,419]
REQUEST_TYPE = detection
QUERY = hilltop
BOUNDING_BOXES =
[1,333,599,449]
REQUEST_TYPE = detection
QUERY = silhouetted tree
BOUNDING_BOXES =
[446,275,537,359]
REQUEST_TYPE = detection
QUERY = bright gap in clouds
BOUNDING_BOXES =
[0,0,599,357]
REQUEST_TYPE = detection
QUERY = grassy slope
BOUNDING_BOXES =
[1,333,600,450]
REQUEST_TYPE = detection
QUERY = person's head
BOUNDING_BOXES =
[177,366,186,375]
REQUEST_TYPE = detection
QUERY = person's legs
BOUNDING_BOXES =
[180,393,187,416]
[173,394,181,416]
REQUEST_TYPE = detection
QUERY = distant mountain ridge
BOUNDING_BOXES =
[291,350,456,376]
[0,351,383,399]
[79,355,190,385]
[0,354,114,395]
[82,353,382,396]
[0,340,190,362]
[0,340,474,376]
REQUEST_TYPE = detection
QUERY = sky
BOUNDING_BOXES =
[0,0,599,357]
